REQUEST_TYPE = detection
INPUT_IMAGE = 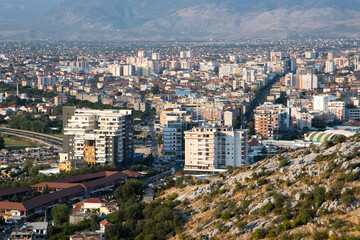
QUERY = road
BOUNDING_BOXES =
[147,116,159,157]
[142,170,173,184]
[0,127,63,150]
[242,74,281,127]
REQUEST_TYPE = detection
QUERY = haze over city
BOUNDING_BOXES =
[0,1,360,240]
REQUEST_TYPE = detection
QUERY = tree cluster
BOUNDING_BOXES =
[8,115,49,133]
[106,180,183,240]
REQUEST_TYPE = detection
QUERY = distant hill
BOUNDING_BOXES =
[1,0,360,40]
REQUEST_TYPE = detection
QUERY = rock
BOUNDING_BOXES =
[341,187,351,194]
[225,221,234,229]
[354,167,360,175]
[209,229,219,238]
[229,226,240,235]
[246,219,263,231]
[341,162,350,170]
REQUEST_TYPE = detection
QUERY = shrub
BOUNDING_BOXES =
[279,159,289,167]
[293,210,313,227]
[237,221,247,233]
[312,230,329,240]
[215,222,224,231]
[332,219,343,230]
[278,221,292,232]
[284,180,291,187]
[341,190,355,206]
[261,203,275,214]
[325,140,334,149]
[221,211,231,220]
[258,178,267,185]
[201,206,209,213]
[253,228,266,239]
[267,230,277,238]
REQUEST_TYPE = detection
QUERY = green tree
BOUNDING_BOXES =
[0,136,4,149]
[144,154,155,166]
[105,225,122,240]
[156,135,163,145]
[51,204,70,225]
[150,84,160,95]
[24,159,33,172]
[246,120,255,135]
[114,180,146,200]
[42,185,50,195]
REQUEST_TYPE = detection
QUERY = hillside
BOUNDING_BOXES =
[1,0,360,40]
[161,135,360,239]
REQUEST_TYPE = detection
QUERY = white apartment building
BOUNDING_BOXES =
[299,74,318,90]
[219,64,236,77]
[313,94,336,112]
[325,60,336,73]
[152,53,161,61]
[184,127,248,173]
[63,107,133,167]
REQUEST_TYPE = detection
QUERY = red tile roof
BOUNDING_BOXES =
[100,219,113,227]
[121,170,141,177]
[0,202,26,211]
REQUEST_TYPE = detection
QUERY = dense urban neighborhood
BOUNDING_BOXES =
[0,39,360,239]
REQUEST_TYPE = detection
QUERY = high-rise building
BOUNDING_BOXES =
[254,103,292,139]
[313,94,336,112]
[162,121,193,159]
[62,107,134,168]
[305,51,317,59]
[355,57,360,72]
[325,60,336,73]
[284,73,297,87]
[152,53,161,61]
[184,127,249,173]
[299,74,318,90]
[328,101,346,120]
[229,55,242,63]
[180,51,193,59]
[290,58,297,73]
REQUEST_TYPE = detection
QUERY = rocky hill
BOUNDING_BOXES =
[161,134,360,239]
[1,0,360,40]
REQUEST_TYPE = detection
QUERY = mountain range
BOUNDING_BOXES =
[0,0,360,40]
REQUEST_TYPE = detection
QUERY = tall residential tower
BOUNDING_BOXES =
[62,107,134,168]
[184,127,248,173]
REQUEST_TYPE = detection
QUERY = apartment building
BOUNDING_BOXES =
[254,103,292,139]
[162,120,198,160]
[184,127,248,173]
[328,101,346,120]
[313,94,336,112]
[298,74,318,90]
[63,107,134,168]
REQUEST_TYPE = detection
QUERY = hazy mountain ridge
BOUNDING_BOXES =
[0,0,360,40]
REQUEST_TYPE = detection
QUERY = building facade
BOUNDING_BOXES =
[254,103,292,139]
[63,107,134,168]
[184,127,248,173]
